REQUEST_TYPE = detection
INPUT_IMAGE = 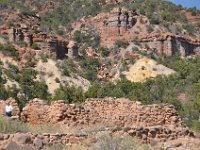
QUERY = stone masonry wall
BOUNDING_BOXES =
[0,98,198,149]
[20,98,184,129]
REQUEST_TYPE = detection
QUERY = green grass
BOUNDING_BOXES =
[186,120,200,133]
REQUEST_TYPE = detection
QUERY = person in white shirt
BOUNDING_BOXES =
[5,102,13,117]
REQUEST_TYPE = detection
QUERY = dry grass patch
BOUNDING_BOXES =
[0,116,29,133]
[92,133,149,150]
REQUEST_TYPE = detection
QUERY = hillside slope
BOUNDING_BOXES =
[0,1,200,149]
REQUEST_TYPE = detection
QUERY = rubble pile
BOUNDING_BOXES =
[0,98,199,149]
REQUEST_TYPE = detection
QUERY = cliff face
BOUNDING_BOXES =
[72,8,200,58]
[8,27,71,59]
[140,33,200,57]
[0,14,78,60]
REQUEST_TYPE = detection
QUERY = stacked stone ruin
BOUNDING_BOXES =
[0,98,198,149]
[19,98,185,129]
[20,99,91,126]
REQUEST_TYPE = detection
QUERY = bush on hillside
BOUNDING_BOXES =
[115,40,129,48]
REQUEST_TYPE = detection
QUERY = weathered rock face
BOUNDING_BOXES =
[21,98,184,129]
[0,98,20,117]
[0,13,78,60]
[140,33,200,57]
[72,7,143,47]
[67,40,79,59]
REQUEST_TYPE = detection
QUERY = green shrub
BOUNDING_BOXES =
[191,10,197,16]
[132,47,139,51]
[115,40,129,48]
[58,59,77,76]
[53,85,84,103]
[149,16,161,25]
[31,43,40,50]
[0,43,3,50]
[41,55,48,62]
[73,30,100,47]
[16,40,27,48]
[0,84,9,100]
[80,57,100,81]
[55,77,60,83]
[0,44,19,59]
[186,120,200,132]
[184,24,195,35]
[63,68,70,76]
[100,47,110,57]
[132,38,141,46]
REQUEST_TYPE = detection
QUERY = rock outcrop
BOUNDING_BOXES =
[72,7,144,47]
[72,8,200,57]
[67,40,79,59]
[140,32,200,57]
[0,14,78,60]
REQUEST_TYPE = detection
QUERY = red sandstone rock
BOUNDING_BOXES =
[68,136,79,144]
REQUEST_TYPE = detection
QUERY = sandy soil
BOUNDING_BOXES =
[35,59,90,94]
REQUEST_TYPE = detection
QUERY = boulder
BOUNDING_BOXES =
[68,136,79,144]
[33,138,43,149]
[0,133,4,140]
[13,133,31,144]
[6,142,34,150]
